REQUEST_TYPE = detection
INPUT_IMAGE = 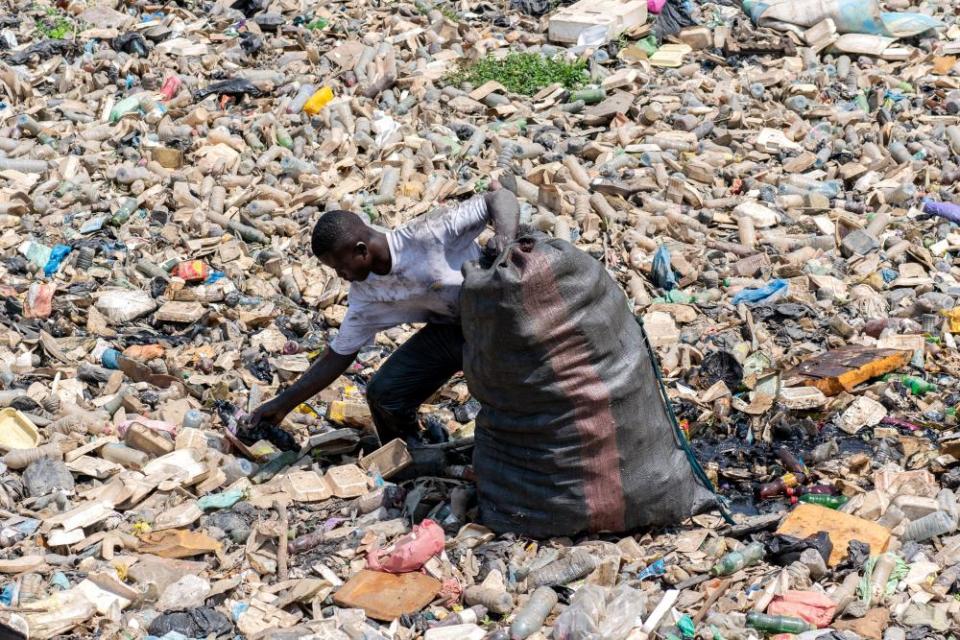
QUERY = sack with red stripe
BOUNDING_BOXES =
[461,234,718,537]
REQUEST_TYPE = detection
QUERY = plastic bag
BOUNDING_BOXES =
[111,33,149,56]
[94,289,158,324]
[42,244,71,277]
[366,519,445,573]
[7,40,76,65]
[597,585,646,640]
[923,199,960,224]
[147,607,233,637]
[552,585,607,640]
[731,279,788,305]
[193,78,264,101]
[766,532,833,567]
[651,244,678,291]
[654,0,698,41]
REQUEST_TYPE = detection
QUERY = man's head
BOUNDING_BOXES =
[311,210,377,282]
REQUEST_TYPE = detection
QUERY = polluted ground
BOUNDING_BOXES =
[1,0,960,638]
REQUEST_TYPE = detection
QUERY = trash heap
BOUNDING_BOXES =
[0,0,959,637]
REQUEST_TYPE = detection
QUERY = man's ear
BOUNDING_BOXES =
[354,241,368,258]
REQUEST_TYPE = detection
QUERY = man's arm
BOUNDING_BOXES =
[483,189,520,251]
[247,349,357,427]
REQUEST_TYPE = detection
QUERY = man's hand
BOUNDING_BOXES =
[484,189,520,254]
[246,395,293,430]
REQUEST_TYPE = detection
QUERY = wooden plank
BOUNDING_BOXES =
[783,347,910,396]
[776,504,890,567]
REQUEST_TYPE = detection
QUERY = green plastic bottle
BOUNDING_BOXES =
[110,95,143,123]
[275,124,294,149]
[885,374,936,395]
[710,542,764,576]
[110,197,139,226]
[798,493,848,509]
[746,613,813,634]
[569,87,605,105]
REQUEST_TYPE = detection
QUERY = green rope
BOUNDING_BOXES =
[636,316,735,525]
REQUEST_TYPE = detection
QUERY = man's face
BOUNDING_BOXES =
[319,241,372,282]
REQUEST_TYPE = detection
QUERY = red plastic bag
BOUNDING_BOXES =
[768,590,836,628]
[366,519,445,573]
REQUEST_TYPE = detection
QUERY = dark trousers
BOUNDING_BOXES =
[366,323,464,445]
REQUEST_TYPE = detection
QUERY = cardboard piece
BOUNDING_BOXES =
[777,504,891,566]
[333,569,441,621]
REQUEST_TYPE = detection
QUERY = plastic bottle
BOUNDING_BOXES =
[16,115,53,145]
[182,410,204,430]
[352,485,405,514]
[101,443,150,470]
[431,605,487,628]
[110,198,139,226]
[526,549,599,587]
[569,87,605,105]
[797,494,848,509]
[903,510,957,541]
[776,448,807,474]
[75,246,94,270]
[287,83,317,113]
[222,455,257,485]
[746,613,812,633]
[0,158,48,173]
[509,587,557,640]
[885,374,937,395]
[788,484,837,497]
[101,348,122,369]
[710,542,765,576]
[171,260,211,282]
[463,586,513,614]
[303,86,334,115]
[2,442,62,471]
[110,95,143,122]
[868,553,897,603]
[758,472,806,499]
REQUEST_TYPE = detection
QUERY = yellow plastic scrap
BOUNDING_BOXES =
[944,307,960,333]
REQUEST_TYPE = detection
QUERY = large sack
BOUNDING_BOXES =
[461,234,717,537]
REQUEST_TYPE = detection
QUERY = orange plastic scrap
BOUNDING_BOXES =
[782,346,910,396]
[137,529,221,559]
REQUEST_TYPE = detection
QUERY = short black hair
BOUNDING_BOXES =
[311,210,366,257]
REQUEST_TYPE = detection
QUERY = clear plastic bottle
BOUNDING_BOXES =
[527,549,599,587]
[0,157,48,173]
[222,455,257,485]
[431,605,487,628]
[2,443,62,471]
[287,83,316,113]
[509,587,557,640]
[101,443,150,470]
[182,410,205,430]
[463,586,512,614]
[903,510,957,542]
[867,553,897,603]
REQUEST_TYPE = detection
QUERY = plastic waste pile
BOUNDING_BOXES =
[0,0,959,637]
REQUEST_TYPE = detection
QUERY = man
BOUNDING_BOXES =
[247,188,520,446]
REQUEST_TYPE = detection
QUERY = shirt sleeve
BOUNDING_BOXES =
[328,301,397,355]
[431,195,490,247]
